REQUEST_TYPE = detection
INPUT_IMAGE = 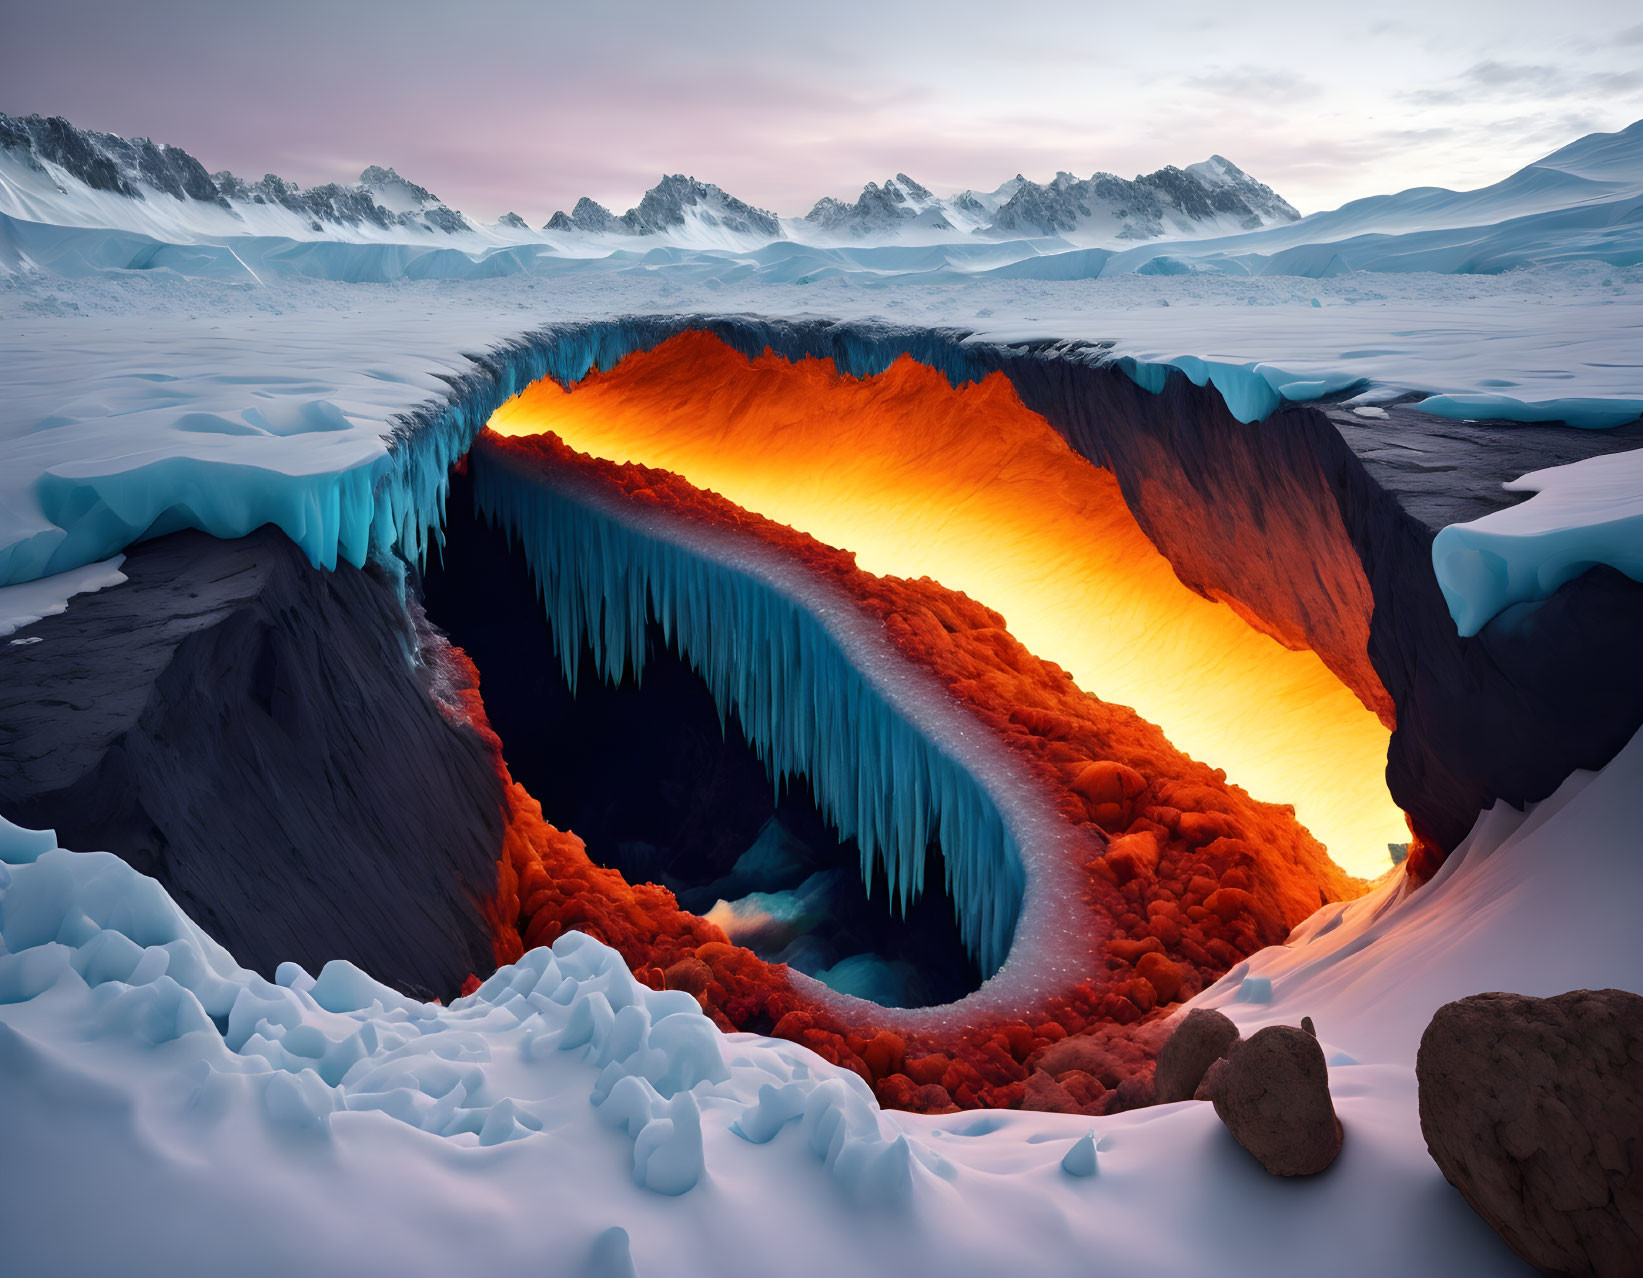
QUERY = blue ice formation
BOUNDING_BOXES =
[1061,1130,1100,1177]
[467,446,1024,977]
[1114,354,1363,423]
[0,810,925,1201]
[1414,393,1643,432]
[1430,459,1643,637]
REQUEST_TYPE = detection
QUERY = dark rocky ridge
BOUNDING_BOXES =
[0,528,503,997]
[0,111,226,206]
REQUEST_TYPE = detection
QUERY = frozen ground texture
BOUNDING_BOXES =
[1,264,1640,634]
[6,722,1643,1275]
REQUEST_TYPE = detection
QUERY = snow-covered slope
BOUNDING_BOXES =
[8,711,1642,1275]
[1086,119,1643,276]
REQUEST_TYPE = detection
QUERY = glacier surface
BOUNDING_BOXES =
[1,266,1640,639]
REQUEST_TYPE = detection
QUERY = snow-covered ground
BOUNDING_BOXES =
[0,553,124,638]
[2,264,1640,634]
[6,720,1641,1276]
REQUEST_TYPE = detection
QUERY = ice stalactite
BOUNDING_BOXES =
[467,449,1024,978]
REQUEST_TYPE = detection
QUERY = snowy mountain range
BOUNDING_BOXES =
[796,158,1299,243]
[2,109,1639,279]
[0,110,1296,249]
[0,113,475,238]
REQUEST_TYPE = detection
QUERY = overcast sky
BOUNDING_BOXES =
[4,0,1641,222]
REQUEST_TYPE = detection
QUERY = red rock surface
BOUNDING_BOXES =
[433,424,1368,1115]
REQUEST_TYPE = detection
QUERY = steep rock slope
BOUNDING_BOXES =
[0,528,502,995]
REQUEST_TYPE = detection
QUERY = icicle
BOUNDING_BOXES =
[468,450,1024,976]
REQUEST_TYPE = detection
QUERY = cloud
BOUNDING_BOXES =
[1408,60,1643,105]
[1190,66,1324,103]
[1617,23,1643,45]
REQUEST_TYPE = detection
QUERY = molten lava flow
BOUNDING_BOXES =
[488,332,1405,878]
[458,428,1362,1115]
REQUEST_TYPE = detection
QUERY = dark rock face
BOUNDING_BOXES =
[1154,1008,1241,1102]
[0,111,227,207]
[1418,990,1643,1278]
[547,196,619,233]
[1202,1024,1343,1175]
[0,529,504,998]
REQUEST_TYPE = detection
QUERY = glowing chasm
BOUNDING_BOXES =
[488,332,1405,879]
[468,448,1037,983]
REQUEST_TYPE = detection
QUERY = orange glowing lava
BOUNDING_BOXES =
[489,332,1405,877]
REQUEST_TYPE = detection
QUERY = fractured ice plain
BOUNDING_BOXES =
[1,265,1641,634]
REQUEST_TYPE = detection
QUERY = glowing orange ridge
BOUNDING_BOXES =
[458,426,1365,1115]
[489,331,1405,879]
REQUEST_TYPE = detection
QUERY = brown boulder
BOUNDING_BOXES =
[1021,1069,1079,1113]
[1417,989,1643,1278]
[663,956,713,998]
[1203,1024,1342,1175]
[1153,1008,1241,1103]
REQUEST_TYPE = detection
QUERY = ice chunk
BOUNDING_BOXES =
[309,959,420,1015]
[585,1226,641,1278]
[263,1067,337,1134]
[0,815,57,868]
[1061,1130,1100,1177]
[631,1091,704,1195]
[1432,445,1643,636]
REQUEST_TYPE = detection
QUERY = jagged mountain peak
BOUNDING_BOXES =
[0,109,1307,249]
[548,175,780,241]
[987,157,1300,241]
[804,172,955,237]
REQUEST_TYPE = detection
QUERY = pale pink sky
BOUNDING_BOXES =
[4,0,1641,222]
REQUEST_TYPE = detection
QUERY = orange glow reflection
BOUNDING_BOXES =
[488,333,1405,877]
